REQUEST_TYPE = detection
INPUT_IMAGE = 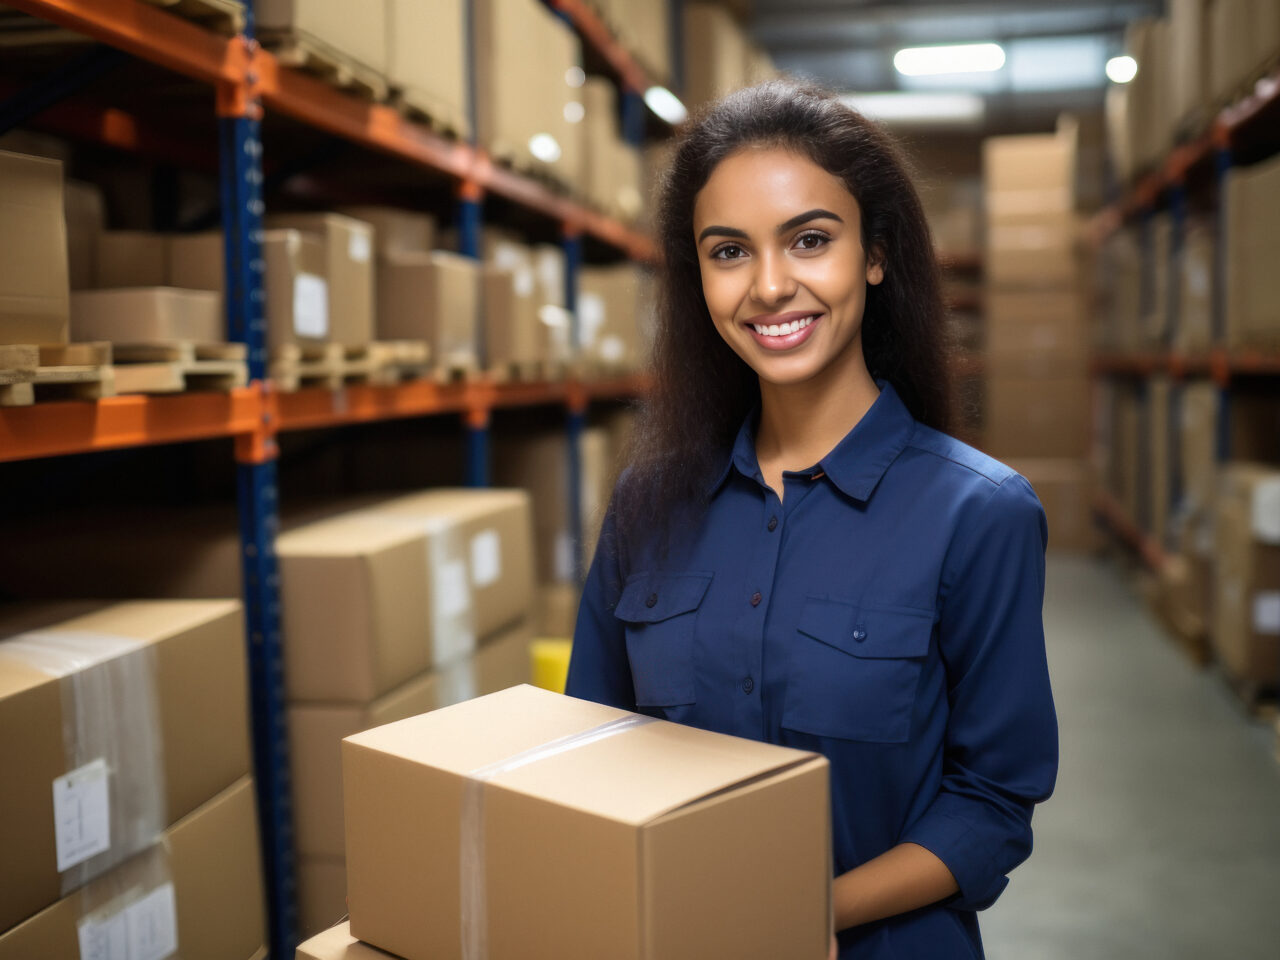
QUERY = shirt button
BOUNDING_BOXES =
[742,676,754,694]
[767,516,778,532]
[750,591,762,607]
[852,628,867,642]
[645,593,658,608]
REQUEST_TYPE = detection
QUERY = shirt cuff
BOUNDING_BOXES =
[899,805,1009,911]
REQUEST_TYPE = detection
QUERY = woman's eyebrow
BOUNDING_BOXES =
[698,224,749,243]
[777,208,843,232]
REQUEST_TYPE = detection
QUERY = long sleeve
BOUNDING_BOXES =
[898,473,1059,911]
[564,504,637,710]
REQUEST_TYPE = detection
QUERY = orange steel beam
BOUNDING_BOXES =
[548,0,650,93]
[5,0,247,88]
[0,387,262,462]
[274,380,472,431]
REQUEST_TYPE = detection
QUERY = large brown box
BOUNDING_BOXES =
[1148,376,1173,546]
[483,266,544,368]
[983,377,1092,460]
[1008,458,1099,553]
[377,250,478,366]
[0,600,250,933]
[70,287,223,343]
[1213,463,1280,687]
[1178,381,1219,519]
[1224,152,1280,348]
[983,133,1075,221]
[985,289,1091,378]
[0,149,70,345]
[385,0,467,136]
[95,231,168,288]
[338,206,435,258]
[682,3,749,111]
[985,213,1090,288]
[0,777,265,960]
[258,0,387,76]
[64,179,105,292]
[266,213,375,347]
[343,685,831,960]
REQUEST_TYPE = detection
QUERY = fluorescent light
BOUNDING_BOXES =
[1106,55,1138,84]
[841,92,985,127]
[529,134,562,163]
[894,42,1005,77]
[644,85,688,124]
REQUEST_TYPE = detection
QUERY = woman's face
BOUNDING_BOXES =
[692,145,884,387]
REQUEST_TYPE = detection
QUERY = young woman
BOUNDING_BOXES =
[565,80,1058,960]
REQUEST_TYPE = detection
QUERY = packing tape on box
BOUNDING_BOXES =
[72,841,178,960]
[0,630,166,894]
[459,714,656,960]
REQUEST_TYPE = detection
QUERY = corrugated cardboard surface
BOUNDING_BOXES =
[257,0,387,73]
[0,600,251,933]
[338,206,435,257]
[70,287,223,343]
[385,0,468,137]
[0,149,69,344]
[984,377,1093,460]
[377,250,478,362]
[266,213,375,347]
[985,289,1091,378]
[298,921,398,960]
[1213,463,1280,686]
[298,855,350,941]
[983,132,1076,218]
[343,685,829,960]
[682,3,749,111]
[0,776,265,960]
[1225,153,1280,349]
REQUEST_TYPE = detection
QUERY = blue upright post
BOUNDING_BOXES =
[563,229,585,580]
[457,181,489,487]
[220,12,297,956]
[621,87,647,146]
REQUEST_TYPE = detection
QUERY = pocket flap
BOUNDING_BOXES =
[797,598,933,659]
[615,573,713,623]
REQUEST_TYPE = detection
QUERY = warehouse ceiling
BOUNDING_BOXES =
[748,0,1165,131]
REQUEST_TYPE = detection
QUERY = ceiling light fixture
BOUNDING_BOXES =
[841,92,986,127]
[644,86,688,125]
[1106,55,1138,84]
[893,42,1006,77]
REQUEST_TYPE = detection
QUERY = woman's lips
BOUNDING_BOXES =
[744,313,822,351]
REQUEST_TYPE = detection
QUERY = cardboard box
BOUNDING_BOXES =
[377,250,478,365]
[1169,0,1214,126]
[682,3,749,111]
[1224,152,1280,349]
[343,685,831,960]
[0,149,70,345]
[298,922,398,960]
[70,287,223,343]
[1148,376,1173,547]
[386,0,467,136]
[257,0,387,75]
[983,377,1092,459]
[266,213,375,347]
[64,179,105,291]
[536,581,581,638]
[493,427,611,583]
[611,0,671,86]
[1008,458,1098,552]
[0,777,265,960]
[1209,0,1253,103]
[985,213,1090,288]
[1213,463,1280,687]
[983,133,1076,220]
[483,265,546,368]
[985,289,1091,378]
[95,231,169,288]
[1175,217,1214,353]
[1145,213,1174,346]
[0,600,250,932]
[1178,381,1219,518]
[338,206,435,258]
[299,856,350,941]
[580,263,645,370]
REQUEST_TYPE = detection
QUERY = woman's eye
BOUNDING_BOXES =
[794,232,829,251]
[712,244,746,260]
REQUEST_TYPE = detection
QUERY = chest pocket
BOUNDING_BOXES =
[782,598,934,743]
[613,572,712,707]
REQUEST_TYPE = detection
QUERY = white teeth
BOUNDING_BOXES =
[751,315,817,337]
[766,324,779,336]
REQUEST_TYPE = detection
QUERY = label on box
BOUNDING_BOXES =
[77,883,177,960]
[53,758,111,873]
[293,274,329,338]
[470,530,502,587]
[1250,479,1280,544]
[578,293,605,346]
[439,560,470,619]
[1253,593,1280,635]
[348,230,372,264]
[554,531,575,582]
[514,266,535,298]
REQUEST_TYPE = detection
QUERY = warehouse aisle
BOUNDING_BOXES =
[981,555,1280,959]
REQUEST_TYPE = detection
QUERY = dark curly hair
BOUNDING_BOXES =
[615,79,952,551]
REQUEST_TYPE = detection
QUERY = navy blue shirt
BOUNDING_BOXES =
[566,382,1058,959]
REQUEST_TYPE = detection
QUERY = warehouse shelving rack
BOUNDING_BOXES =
[1089,66,1280,572]
[0,1,659,955]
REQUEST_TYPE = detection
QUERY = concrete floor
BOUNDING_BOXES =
[981,555,1280,959]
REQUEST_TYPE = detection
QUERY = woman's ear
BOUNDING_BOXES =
[866,248,885,286]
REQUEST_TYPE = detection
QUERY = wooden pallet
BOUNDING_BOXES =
[112,341,248,395]
[270,342,376,392]
[138,0,245,35]
[487,358,568,384]
[488,148,575,198]
[366,340,432,386]
[0,342,115,407]
[260,30,389,101]
[432,360,483,385]
[388,89,467,141]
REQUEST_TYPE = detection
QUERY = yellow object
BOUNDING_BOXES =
[530,638,573,694]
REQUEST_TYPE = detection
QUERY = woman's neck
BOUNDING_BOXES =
[754,353,880,477]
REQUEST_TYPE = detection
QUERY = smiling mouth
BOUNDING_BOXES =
[749,314,819,337]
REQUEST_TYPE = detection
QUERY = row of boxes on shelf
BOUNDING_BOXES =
[1103,379,1280,692]
[1,148,651,385]
[1098,150,1280,353]
[0,599,266,958]
[681,2,779,114]
[1109,2,1280,184]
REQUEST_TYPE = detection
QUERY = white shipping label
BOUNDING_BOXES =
[470,530,502,587]
[78,907,129,960]
[1253,593,1280,635]
[126,884,178,960]
[293,274,329,339]
[348,229,372,263]
[439,560,471,619]
[554,531,575,582]
[514,267,535,297]
[53,758,111,873]
[578,292,606,345]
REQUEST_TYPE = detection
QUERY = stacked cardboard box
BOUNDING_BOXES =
[1174,216,1215,354]
[579,263,651,373]
[1224,152,1280,349]
[1106,18,1172,185]
[0,601,264,954]
[582,78,644,224]
[473,0,584,189]
[385,0,468,136]
[257,0,388,87]
[0,149,70,345]
[480,230,571,370]
[596,0,672,86]
[279,489,537,936]
[682,2,751,112]
[982,129,1098,551]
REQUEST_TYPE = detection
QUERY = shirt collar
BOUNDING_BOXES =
[710,380,917,502]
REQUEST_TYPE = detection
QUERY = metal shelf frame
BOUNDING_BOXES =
[0,1,663,955]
